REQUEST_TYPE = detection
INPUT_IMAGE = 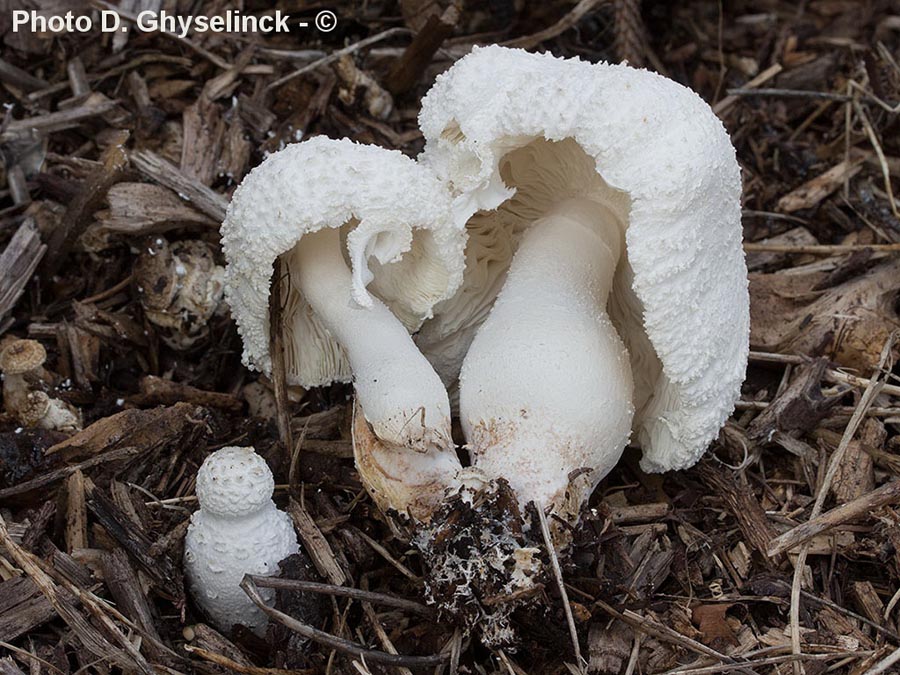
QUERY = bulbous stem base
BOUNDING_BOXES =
[460,197,635,519]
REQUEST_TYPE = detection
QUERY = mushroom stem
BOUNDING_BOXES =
[288,227,454,451]
[2,372,30,415]
[460,198,635,514]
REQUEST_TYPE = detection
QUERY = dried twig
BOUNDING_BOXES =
[865,647,900,675]
[713,64,783,115]
[664,651,869,675]
[0,446,140,500]
[783,334,895,672]
[0,218,45,331]
[537,506,583,668]
[593,600,740,666]
[748,351,900,401]
[0,97,117,142]
[352,528,420,582]
[183,645,309,674]
[0,514,152,673]
[288,499,347,586]
[726,88,853,102]
[769,580,900,643]
[129,376,243,412]
[248,576,433,616]
[266,28,409,92]
[502,0,609,50]
[0,58,49,91]
[268,258,294,452]
[130,149,228,221]
[42,140,129,275]
[776,158,864,213]
[385,6,459,95]
[613,0,645,67]
[768,480,900,556]
[853,99,900,218]
[240,576,448,667]
[743,242,900,254]
[358,576,413,675]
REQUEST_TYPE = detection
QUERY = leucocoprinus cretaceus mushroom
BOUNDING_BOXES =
[221,136,465,523]
[184,446,298,635]
[416,45,748,528]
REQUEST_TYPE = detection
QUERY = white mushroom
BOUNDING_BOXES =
[184,446,298,636]
[416,46,748,521]
[460,199,633,517]
[221,137,465,521]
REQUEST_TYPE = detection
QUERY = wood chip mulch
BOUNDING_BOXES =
[0,1,899,673]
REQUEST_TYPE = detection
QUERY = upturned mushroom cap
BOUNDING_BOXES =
[221,136,466,387]
[417,46,748,473]
[195,446,275,517]
[0,339,47,375]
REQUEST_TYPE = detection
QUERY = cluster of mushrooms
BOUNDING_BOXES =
[187,46,749,642]
[0,339,81,433]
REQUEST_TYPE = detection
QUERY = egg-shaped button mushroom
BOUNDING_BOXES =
[1,339,50,418]
[183,446,298,636]
[416,46,748,523]
[221,136,465,522]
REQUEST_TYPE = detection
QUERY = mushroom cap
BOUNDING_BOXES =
[221,136,465,387]
[417,46,748,473]
[20,391,50,426]
[195,446,275,517]
[19,391,81,432]
[0,339,47,375]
